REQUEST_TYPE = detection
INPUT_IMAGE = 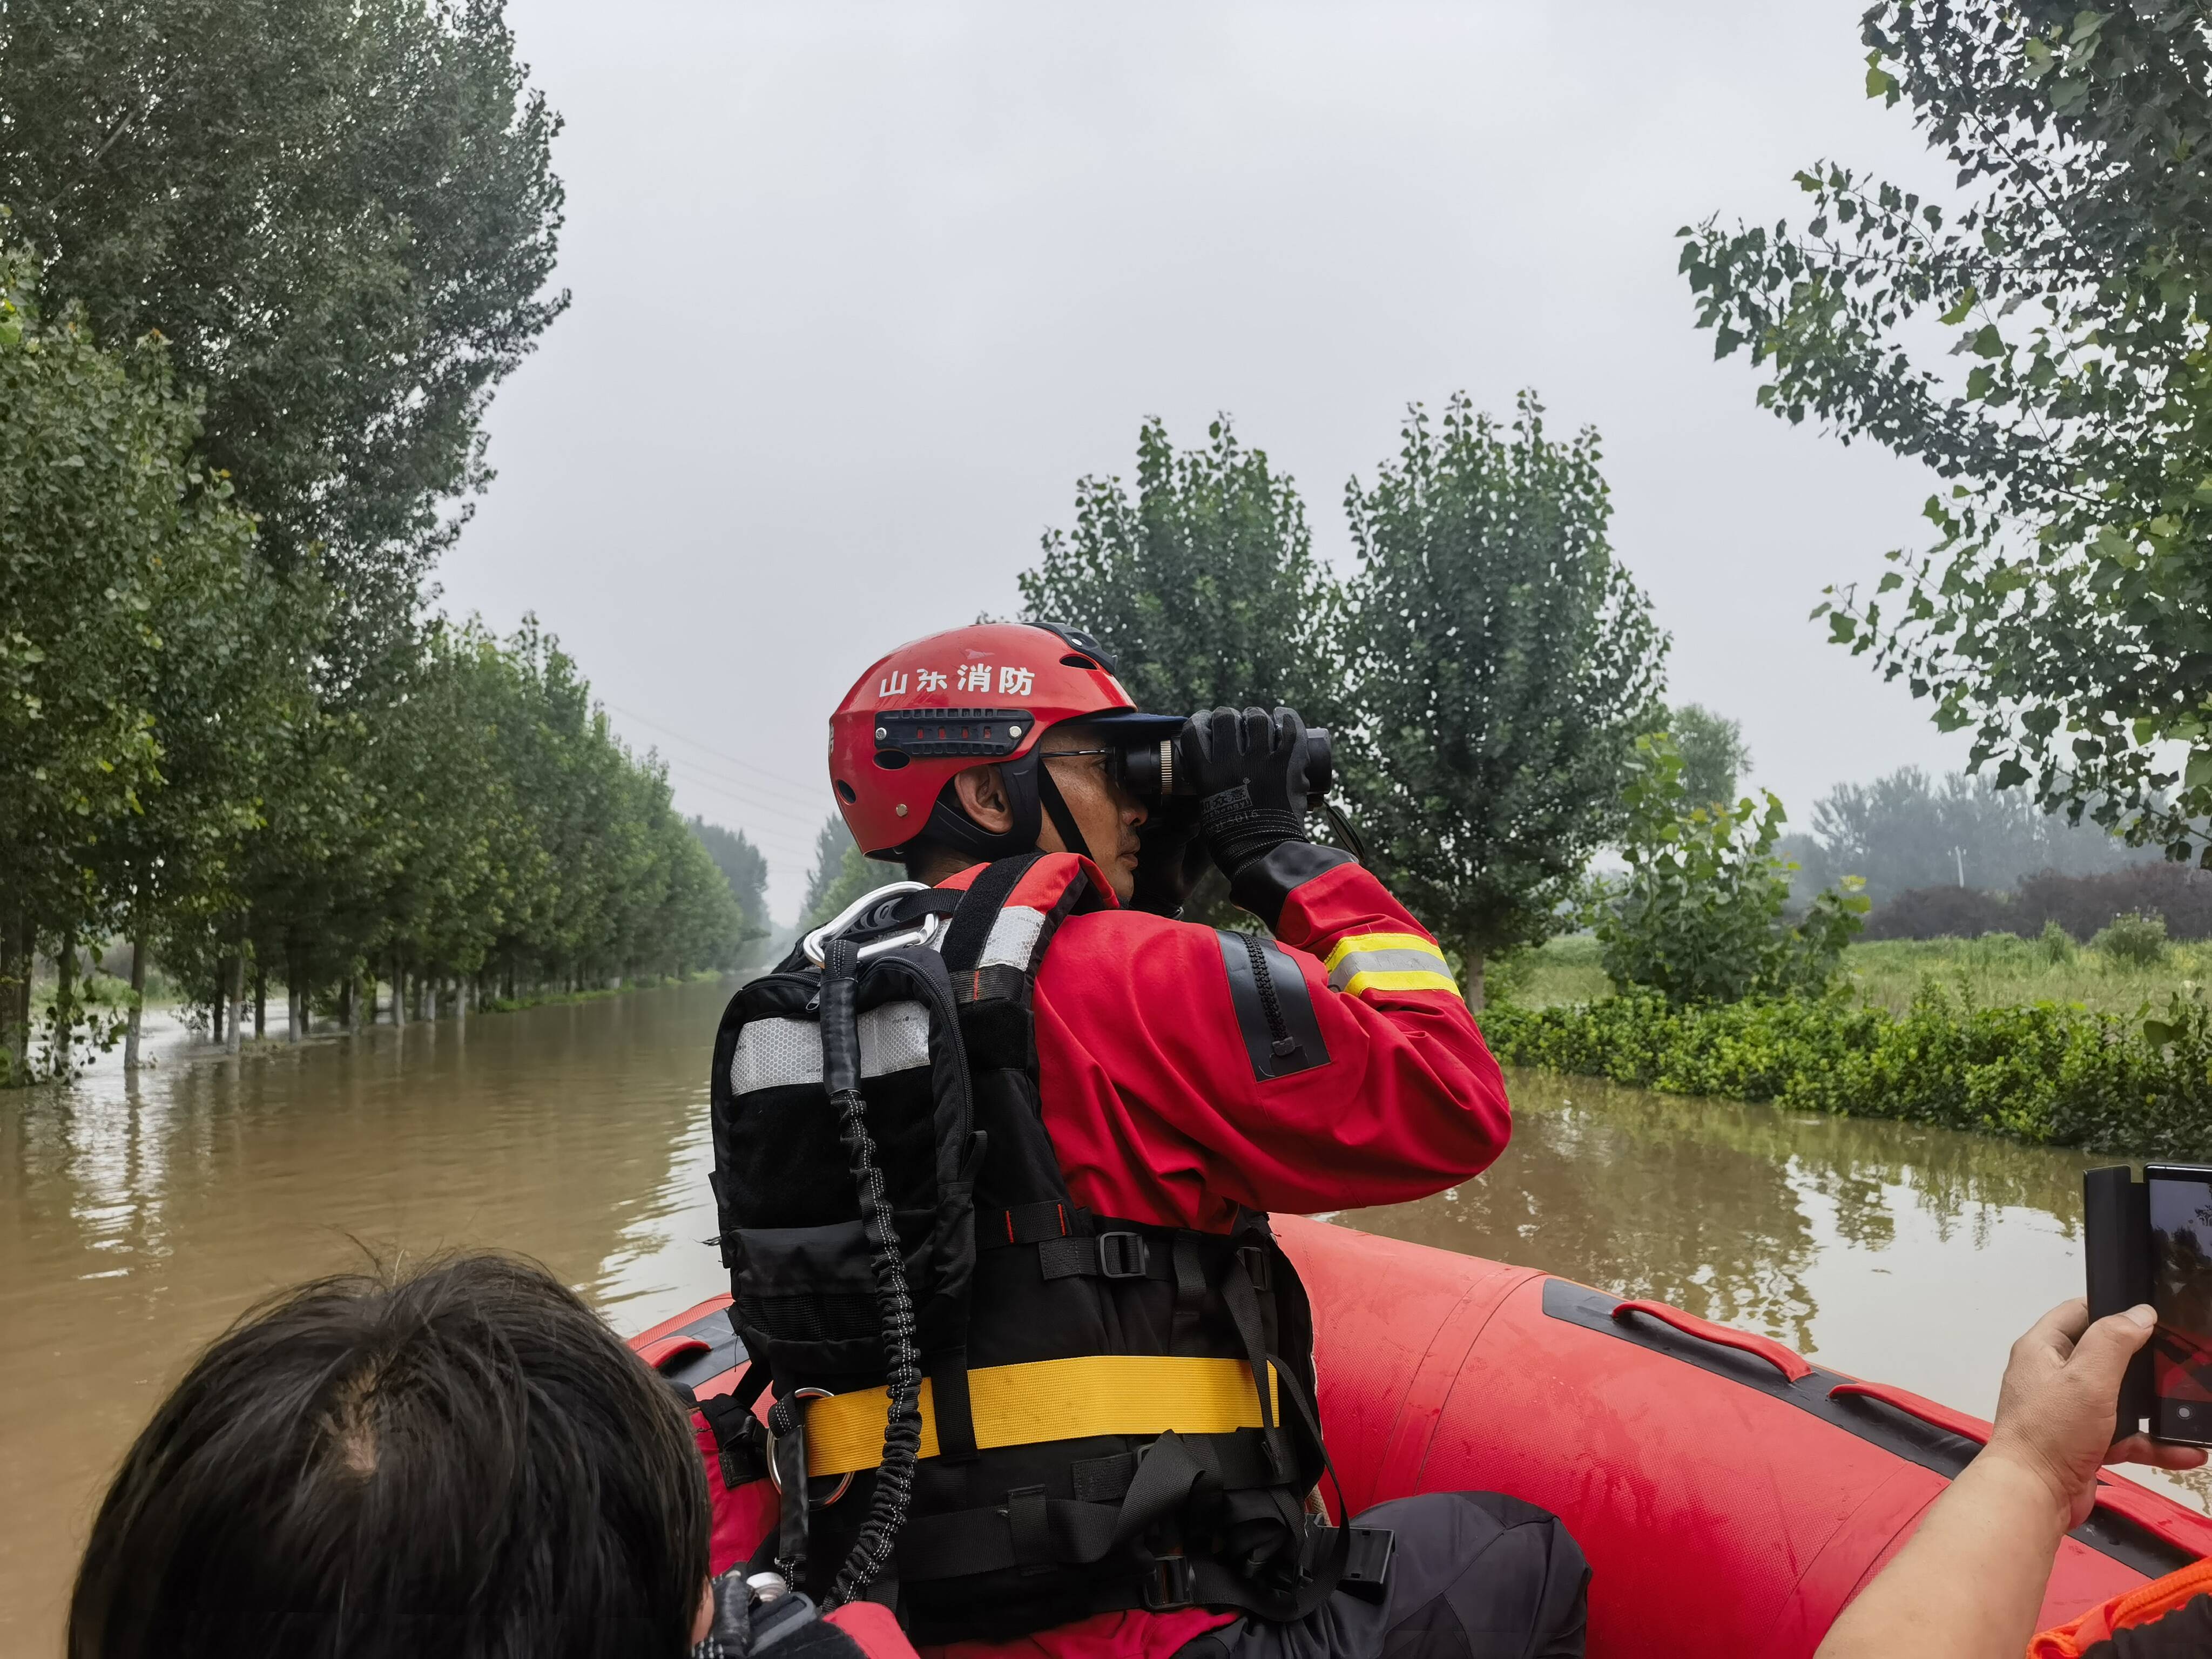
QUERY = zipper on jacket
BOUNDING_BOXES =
[1243,934,1300,1060]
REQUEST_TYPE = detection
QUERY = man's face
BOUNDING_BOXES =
[1035,720,1149,902]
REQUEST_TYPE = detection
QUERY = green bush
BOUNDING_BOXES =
[2039,919,2076,966]
[2094,911,2171,968]
[1477,986,2212,1156]
[1596,734,1867,1004]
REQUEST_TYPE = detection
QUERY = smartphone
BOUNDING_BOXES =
[2146,1164,2212,1446]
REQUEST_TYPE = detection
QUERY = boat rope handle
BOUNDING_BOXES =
[1610,1300,1813,1383]
[1826,1380,1988,1443]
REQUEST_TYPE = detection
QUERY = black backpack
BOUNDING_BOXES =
[703,854,1380,1641]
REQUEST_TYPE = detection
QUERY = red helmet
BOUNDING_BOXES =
[828,621,1181,859]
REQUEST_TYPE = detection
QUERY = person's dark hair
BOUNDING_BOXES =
[69,1253,709,1659]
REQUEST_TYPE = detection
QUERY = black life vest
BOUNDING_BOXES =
[704,853,1364,1642]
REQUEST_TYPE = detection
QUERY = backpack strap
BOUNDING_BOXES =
[940,854,1042,973]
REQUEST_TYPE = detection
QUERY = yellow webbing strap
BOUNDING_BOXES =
[800,1354,1279,1478]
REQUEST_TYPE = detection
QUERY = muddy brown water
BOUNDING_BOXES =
[4,978,2202,1652]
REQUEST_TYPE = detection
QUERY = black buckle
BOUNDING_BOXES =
[1237,1244,1272,1291]
[1141,1555,1196,1610]
[1342,1526,1394,1601]
[1097,1232,1148,1279]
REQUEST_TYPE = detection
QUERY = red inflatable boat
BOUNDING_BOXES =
[630,1215,2212,1656]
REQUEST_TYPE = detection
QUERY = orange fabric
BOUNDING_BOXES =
[2029,1556,2212,1656]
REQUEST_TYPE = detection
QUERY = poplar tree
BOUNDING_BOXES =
[1341,393,1668,1004]
[1020,415,1346,726]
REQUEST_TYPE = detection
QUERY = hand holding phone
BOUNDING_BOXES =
[1985,1298,2206,1530]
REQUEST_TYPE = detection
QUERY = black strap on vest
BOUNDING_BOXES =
[940,853,1041,973]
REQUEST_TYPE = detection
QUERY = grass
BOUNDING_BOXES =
[1505,931,2212,1020]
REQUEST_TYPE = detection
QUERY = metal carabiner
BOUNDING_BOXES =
[799,880,942,967]
[764,1386,853,1506]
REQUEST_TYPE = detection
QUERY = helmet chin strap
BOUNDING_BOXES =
[1033,760,1096,867]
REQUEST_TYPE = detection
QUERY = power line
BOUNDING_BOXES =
[606,703,827,809]
[663,772,825,856]
[658,753,831,829]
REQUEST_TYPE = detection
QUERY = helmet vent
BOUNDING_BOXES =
[872,751,909,770]
[1060,653,1102,671]
[835,779,858,803]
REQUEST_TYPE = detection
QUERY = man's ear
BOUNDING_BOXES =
[952,765,1014,833]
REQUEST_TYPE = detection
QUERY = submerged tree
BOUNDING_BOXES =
[1341,393,1669,1003]
[0,233,269,1080]
[1680,3,2212,859]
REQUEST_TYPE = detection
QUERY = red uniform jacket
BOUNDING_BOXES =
[712,854,1513,1659]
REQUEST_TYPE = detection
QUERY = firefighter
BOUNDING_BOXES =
[701,622,1587,1659]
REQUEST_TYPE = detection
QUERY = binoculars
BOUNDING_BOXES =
[1115,722,1337,808]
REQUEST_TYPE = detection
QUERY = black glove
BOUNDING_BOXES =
[1185,706,1312,881]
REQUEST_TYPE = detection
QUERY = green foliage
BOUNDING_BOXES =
[0,232,276,1080]
[1340,393,1668,1000]
[1019,415,1346,726]
[2093,910,2170,968]
[2039,919,2076,966]
[1680,3,2212,859]
[1668,704,1751,808]
[1597,736,1869,1005]
[1479,983,2212,1157]
[0,0,567,671]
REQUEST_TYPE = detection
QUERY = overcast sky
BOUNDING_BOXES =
[440,1,1965,923]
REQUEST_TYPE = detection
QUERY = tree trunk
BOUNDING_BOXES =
[212,967,226,1046]
[123,915,149,1070]
[287,967,304,1042]
[5,908,31,1083]
[225,953,244,1055]
[1464,949,1487,1011]
[253,967,266,1039]
[393,958,408,1028]
[53,928,75,1074]
[340,974,355,1033]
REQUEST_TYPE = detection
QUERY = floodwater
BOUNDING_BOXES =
[3,980,2201,1652]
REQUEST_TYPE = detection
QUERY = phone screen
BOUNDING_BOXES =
[2147,1167,2212,1441]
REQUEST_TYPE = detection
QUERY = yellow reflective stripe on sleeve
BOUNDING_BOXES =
[1321,931,1459,996]
[799,1354,1280,1477]
[1320,931,1438,973]
[1338,968,1463,997]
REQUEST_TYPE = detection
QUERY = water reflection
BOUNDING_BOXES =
[0,983,732,1655]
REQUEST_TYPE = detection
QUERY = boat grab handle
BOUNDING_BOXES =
[1610,1300,1812,1383]
[1826,1380,1988,1444]
[637,1334,713,1375]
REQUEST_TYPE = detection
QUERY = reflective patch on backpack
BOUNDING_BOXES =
[730,1001,932,1093]
[977,905,1047,970]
